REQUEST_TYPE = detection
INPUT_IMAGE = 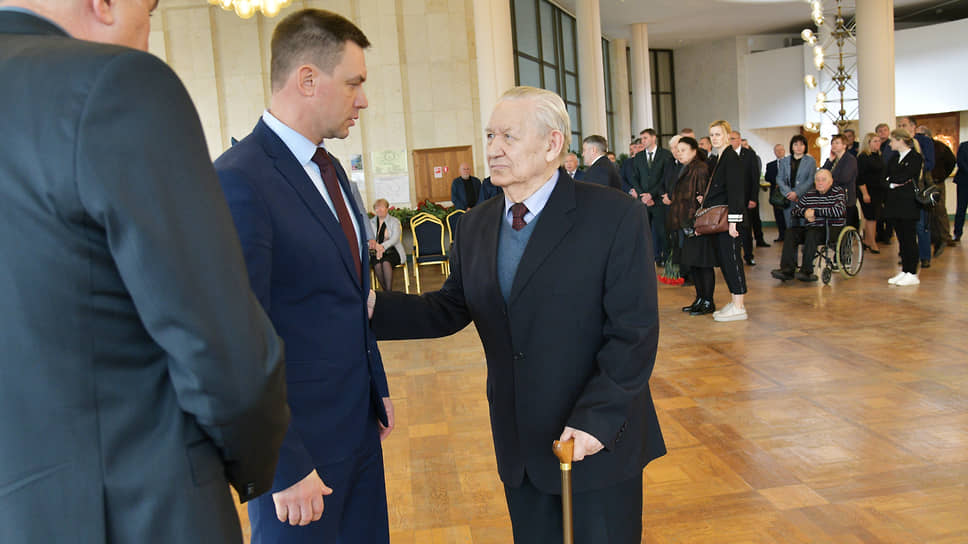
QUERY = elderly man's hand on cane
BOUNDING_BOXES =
[557,426,604,461]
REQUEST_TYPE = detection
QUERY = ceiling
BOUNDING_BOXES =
[551,0,968,48]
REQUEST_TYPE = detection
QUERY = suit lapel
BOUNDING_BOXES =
[256,121,361,285]
[474,197,506,304]
[508,170,576,305]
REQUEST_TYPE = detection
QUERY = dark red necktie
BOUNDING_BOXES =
[510,202,529,231]
[311,148,361,281]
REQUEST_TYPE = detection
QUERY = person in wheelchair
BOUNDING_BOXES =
[771,169,846,282]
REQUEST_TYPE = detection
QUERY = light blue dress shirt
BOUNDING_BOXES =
[502,169,559,226]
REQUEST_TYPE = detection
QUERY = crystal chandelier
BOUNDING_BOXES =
[801,0,857,145]
[208,0,292,19]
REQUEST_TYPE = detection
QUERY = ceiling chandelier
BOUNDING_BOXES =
[208,0,292,18]
[801,0,857,146]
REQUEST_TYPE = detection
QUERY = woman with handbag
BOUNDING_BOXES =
[882,129,924,286]
[856,132,884,253]
[670,138,715,314]
[697,120,748,322]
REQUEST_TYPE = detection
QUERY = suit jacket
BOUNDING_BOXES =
[0,11,289,542]
[822,152,858,207]
[883,150,924,220]
[215,120,389,494]
[370,214,407,262]
[580,155,623,190]
[372,171,665,494]
[451,175,482,210]
[955,142,968,185]
[620,157,637,192]
[765,159,779,187]
[631,146,675,199]
[931,140,957,182]
[776,154,817,198]
[735,147,759,203]
[479,176,503,202]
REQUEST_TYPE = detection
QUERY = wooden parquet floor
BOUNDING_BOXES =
[235,231,968,543]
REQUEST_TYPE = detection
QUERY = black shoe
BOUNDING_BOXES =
[921,260,931,269]
[933,244,945,258]
[773,238,784,242]
[954,236,961,243]
[795,271,818,282]
[771,269,794,281]
[689,299,716,316]
[756,241,771,248]
[682,297,701,312]
[745,258,756,266]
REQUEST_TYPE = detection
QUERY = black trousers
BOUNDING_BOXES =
[715,228,747,295]
[742,211,765,260]
[772,205,787,240]
[504,472,643,544]
[894,218,919,274]
[779,226,840,274]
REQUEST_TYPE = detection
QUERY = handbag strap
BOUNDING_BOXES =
[698,152,723,210]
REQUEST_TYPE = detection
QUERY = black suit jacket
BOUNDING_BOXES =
[581,155,623,190]
[765,159,779,188]
[631,146,675,198]
[736,147,759,203]
[372,171,665,494]
[0,11,288,543]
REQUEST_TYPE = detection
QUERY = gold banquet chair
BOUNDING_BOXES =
[445,209,465,248]
[410,213,450,294]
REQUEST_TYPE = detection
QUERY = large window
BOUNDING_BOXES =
[511,0,581,153]
[603,37,616,153]
[650,49,678,148]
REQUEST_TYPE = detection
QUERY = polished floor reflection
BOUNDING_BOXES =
[236,229,968,543]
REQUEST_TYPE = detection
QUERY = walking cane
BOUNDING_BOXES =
[552,438,575,544]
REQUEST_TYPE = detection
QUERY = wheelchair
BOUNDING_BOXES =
[814,224,864,284]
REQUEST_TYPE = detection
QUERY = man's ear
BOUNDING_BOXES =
[297,65,317,97]
[546,130,565,163]
[90,0,115,25]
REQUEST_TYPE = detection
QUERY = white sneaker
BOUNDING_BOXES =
[894,273,920,286]
[713,303,748,322]
[888,271,906,285]
[712,302,733,319]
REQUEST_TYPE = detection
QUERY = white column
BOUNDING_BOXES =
[472,0,515,175]
[610,38,632,150]
[629,23,653,134]
[855,0,895,135]
[576,0,608,139]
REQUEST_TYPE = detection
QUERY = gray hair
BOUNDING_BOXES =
[497,86,571,161]
[582,134,608,154]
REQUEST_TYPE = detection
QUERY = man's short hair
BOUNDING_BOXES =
[875,122,890,131]
[271,9,370,92]
[843,128,856,136]
[918,126,933,138]
[831,134,846,144]
[498,86,571,161]
[640,128,657,138]
[679,128,695,136]
[900,115,917,126]
[582,134,608,154]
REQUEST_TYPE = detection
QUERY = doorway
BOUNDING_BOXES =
[412,146,475,205]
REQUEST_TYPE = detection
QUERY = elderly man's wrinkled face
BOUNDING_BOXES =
[564,154,579,172]
[815,171,833,193]
[773,144,785,159]
[486,99,560,188]
[460,163,471,179]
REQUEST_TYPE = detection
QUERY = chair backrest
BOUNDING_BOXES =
[411,214,446,257]
[445,209,465,245]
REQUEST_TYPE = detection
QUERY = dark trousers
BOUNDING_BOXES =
[779,226,840,273]
[877,216,894,242]
[742,209,766,261]
[692,266,716,301]
[249,427,389,544]
[504,472,643,544]
[930,182,951,246]
[649,204,667,263]
[846,204,860,230]
[772,205,787,240]
[894,218,919,274]
[954,182,967,239]
[715,228,747,295]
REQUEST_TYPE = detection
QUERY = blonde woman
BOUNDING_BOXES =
[883,129,924,286]
[369,199,406,291]
[856,132,884,253]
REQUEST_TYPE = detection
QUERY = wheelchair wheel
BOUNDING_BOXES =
[822,267,832,285]
[836,226,864,278]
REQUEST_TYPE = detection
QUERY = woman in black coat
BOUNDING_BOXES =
[697,120,748,321]
[882,129,924,286]
[856,132,884,253]
[670,138,713,314]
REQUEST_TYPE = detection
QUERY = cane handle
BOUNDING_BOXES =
[553,438,574,467]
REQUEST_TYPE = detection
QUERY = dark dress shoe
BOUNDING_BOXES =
[745,258,756,266]
[921,260,931,268]
[933,244,945,258]
[771,269,794,281]
[682,297,701,312]
[773,238,784,242]
[756,241,771,248]
[795,271,818,282]
[690,299,716,316]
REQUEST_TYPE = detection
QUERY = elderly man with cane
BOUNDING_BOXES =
[369,86,665,543]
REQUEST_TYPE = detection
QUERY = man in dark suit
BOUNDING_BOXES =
[215,10,392,543]
[451,162,482,210]
[0,4,289,542]
[370,86,664,543]
[632,128,674,263]
[765,143,787,241]
[953,140,968,242]
[579,134,623,190]
[742,138,770,249]
[729,131,762,265]
[621,137,644,193]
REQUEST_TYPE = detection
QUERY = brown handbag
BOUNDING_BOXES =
[693,154,730,235]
